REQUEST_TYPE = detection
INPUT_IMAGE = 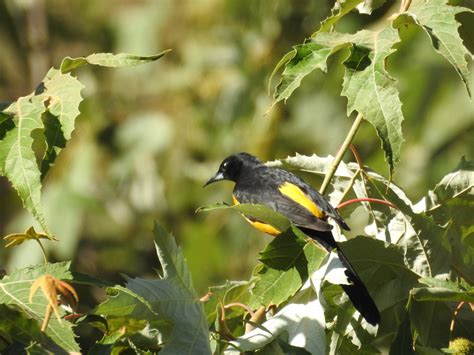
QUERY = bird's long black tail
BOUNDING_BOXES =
[299,228,381,326]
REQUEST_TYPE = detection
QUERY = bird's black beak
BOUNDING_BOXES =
[203,172,224,187]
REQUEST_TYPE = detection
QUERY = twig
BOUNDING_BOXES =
[337,197,397,210]
[320,113,364,195]
[336,168,361,206]
[35,239,48,263]
[224,302,255,318]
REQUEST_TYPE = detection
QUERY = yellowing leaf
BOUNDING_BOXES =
[29,274,79,331]
[4,226,57,248]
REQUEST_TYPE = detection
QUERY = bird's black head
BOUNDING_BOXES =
[204,152,262,186]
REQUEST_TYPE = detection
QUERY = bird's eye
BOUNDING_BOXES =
[222,162,228,169]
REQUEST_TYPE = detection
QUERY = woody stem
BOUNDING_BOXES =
[320,112,364,195]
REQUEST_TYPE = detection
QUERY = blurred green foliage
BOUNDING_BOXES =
[0,0,472,317]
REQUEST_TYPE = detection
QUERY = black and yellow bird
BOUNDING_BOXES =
[205,152,380,326]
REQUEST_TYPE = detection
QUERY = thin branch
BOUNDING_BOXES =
[35,239,48,263]
[450,301,466,342]
[224,302,255,318]
[335,168,361,206]
[320,113,364,195]
[337,197,397,210]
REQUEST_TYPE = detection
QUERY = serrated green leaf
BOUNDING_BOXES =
[0,68,84,233]
[196,202,291,232]
[418,157,474,212]
[314,0,365,34]
[228,290,326,355]
[249,227,326,308]
[341,27,404,177]
[0,304,64,354]
[411,278,474,302]
[60,50,171,73]
[394,0,473,97]
[271,27,405,176]
[0,262,80,353]
[39,68,84,179]
[1,96,49,233]
[94,222,210,355]
[271,35,348,106]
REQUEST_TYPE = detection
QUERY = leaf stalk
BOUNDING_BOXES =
[320,112,364,195]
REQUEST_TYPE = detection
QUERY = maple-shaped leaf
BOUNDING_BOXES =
[394,0,473,97]
[0,52,169,235]
[0,262,80,352]
[94,222,211,354]
[341,27,404,177]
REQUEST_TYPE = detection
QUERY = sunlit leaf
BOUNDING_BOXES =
[4,226,56,248]
[249,227,326,308]
[315,0,365,34]
[94,222,210,354]
[1,96,50,233]
[341,27,404,177]
[394,0,473,97]
[356,0,387,14]
[60,50,171,73]
[0,262,80,352]
[39,69,84,179]
[226,290,326,355]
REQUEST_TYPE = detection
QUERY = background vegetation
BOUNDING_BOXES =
[0,0,472,353]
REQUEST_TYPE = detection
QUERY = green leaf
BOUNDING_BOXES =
[411,277,474,303]
[203,280,250,326]
[271,27,404,175]
[389,312,414,355]
[196,202,291,232]
[341,27,404,176]
[0,304,64,354]
[330,237,419,344]
[394,0,473,97]
[39,69,84,179]
[60,50,171,73]
[0,262,80,353]
[271,35,347,106]
[94,222,211,354]
[228,289,326,354]
[0,68,84,234]
[314,0,365,34]
[249,227,326,308]
[418,157,474,212]
[1,96,49,233]
[409,298,474,349]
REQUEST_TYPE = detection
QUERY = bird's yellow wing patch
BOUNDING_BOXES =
[278,182,325,218]
[232,194,281,236]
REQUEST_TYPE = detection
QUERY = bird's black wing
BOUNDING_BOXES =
[234,166,334,232]
[276,168,350,231]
